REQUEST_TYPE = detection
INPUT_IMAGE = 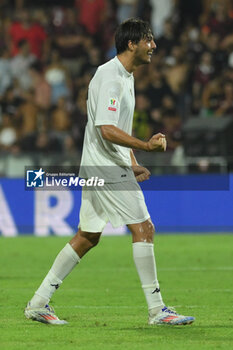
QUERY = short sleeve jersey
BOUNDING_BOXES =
[80,56,135,182]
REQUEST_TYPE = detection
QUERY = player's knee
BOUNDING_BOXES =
[145,218,155,236]
[86,233,101,247]
[145,219,155,243]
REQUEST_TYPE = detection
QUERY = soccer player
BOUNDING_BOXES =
[25,18,195,326]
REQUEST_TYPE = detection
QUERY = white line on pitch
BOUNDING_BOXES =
[1,304,233,310]
[160,267,233,271]
[55,304,233,310]
[63,288,232,292]
[80,266,233,272]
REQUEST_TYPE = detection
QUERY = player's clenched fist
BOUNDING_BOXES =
[146,133,167,152]
[132,165,151,182]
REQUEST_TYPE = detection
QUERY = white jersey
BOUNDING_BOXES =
[80,56,136,182]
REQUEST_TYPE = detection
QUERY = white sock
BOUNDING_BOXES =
[30,243,80,307]
[133,242,164,315]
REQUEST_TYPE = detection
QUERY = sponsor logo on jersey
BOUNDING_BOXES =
[108,98,117,111]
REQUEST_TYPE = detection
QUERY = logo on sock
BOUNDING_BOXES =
[152,288,160,294]
[50,283,60,290]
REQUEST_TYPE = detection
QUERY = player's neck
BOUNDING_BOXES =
[117,53,137,73]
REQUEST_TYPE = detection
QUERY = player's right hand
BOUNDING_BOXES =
[146,133,167,152]
[132,165,151,182]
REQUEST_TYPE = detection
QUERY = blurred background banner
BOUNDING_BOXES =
[1,175,233,236]
[0,177,128,236]
[0,0,233,235]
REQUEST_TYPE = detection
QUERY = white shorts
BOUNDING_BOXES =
[79,181,150,232]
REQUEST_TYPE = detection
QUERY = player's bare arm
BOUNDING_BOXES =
[130,149,151,182]
[130,149,138,166]
[100,125,167,152]
[101,125,165,182]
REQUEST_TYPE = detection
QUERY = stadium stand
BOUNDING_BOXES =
[0,0,233,175]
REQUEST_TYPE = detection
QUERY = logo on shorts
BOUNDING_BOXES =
[108,98,117,111]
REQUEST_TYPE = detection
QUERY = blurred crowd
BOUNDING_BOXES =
[0,0,233,156]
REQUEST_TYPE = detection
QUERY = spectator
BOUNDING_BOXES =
[45,50,71,104]
[71,88,87,150]
[29,63,51,131]
[185,26,205,64]
[162,109,182,151]
[192,51,215,110]
[134,65,150,93]
[133,94,152,140]
[0,47,12,96]
[205,33,227,71]
[161,95,177,115]
[8,9,48,59]
[29,63,50,110]
[10,39,36,90]
[202,2,233,39]
[51,96,71,132]
[163,45,189,96]
[100,0,118,53]
[1,86,23,117]
[201,0,233,24]
[75,0,106,37]
[51,8,85,76]
[135,0,152,22]
[105,34,117,60]
[63,135,77,156]
[34,131,62,154]
[18,90,38,137]
[150,0,175,38]
[0,112,17,151]
[117,0,138,23]
[156,19,176,56]
[149,108,164,135]
[0,0,232,162]
[146,67,173,109]
[179,0,203,27]
[201,76,223,115]
[82,46,102,76]
[215,80,233,116]
[16,90,38,151]
[194,51,215,84]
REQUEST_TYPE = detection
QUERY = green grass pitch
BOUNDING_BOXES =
[0,234,232,350]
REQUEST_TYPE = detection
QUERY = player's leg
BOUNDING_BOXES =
[128,219,164,316]
[25,229,102,324]
[69,229,102,257]
[29,229,101,307]
[128,219,195,325]
[25,186,108,324]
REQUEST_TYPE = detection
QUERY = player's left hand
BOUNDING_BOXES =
[132,165,151,182]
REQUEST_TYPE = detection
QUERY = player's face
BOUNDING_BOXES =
[134,36,156,65]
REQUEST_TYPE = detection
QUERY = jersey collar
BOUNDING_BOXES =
[114,56,133,78]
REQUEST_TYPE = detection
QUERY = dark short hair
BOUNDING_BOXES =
[115,18,153,54]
